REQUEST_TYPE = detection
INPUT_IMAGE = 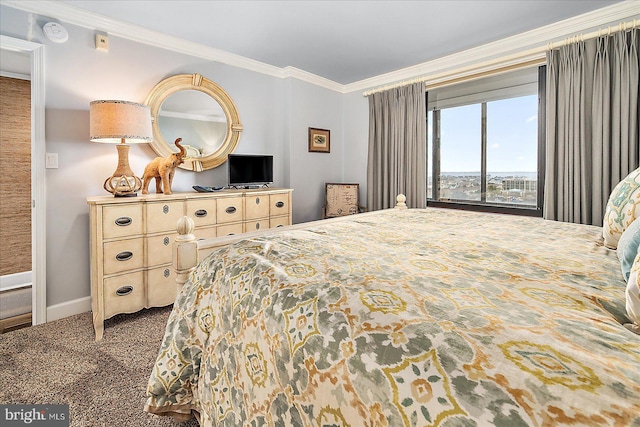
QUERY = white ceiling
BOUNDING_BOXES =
[56,0,626,85]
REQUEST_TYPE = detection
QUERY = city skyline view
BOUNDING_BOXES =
[427,94,539,206]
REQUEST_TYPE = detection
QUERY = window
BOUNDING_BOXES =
[427,67,544,215]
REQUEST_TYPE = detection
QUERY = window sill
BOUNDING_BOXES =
[426,200,542,217]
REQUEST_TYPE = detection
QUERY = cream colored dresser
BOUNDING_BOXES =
[87,188,292,340]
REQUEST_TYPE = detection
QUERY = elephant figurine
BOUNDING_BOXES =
[142,138,187,195]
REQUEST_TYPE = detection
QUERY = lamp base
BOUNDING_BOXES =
[103,144,142,197]
[104,174,142,197]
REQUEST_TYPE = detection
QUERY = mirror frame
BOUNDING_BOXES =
[145,73,243,171]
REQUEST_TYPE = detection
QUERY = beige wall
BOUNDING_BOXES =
[0,76,31,276]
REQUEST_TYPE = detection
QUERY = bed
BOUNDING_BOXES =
[145,196,640,426]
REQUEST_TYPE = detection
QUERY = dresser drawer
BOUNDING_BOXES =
[146,233,176,267]
[245,194,270,220]
[270,193,290,216]
[147,265,177,307]
[103,205,143,239]
[103,238,144,275]
[245,219,269,233]
[103,271,145,319]
[146,201,184,234]
[270,215,291,228]
[186,199,217,227]
[195,226,217,240]
[216,197,243,223]
[217,223,244,236]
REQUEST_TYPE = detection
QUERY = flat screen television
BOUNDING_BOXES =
[227,154,274,188]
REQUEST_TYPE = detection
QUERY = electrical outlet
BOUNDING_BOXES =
[96,33,109,52]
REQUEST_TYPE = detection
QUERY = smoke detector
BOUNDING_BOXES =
[43,22,69,43]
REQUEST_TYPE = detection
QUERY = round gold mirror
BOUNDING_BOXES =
[145,73,243,171]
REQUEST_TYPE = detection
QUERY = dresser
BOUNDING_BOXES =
[87,188,293,340]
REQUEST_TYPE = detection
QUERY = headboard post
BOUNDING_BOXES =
[395,194,407,209]
[173,216,198,289]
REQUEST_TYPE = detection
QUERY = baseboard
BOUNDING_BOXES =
[46,296,91,322]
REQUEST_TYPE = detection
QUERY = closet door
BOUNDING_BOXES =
[0,76,32,331]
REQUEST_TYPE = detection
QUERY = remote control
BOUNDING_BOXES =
[193,186,225,193]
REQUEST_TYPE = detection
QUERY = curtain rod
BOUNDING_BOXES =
[363,18,639,97]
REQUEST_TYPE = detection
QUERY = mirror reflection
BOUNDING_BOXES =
[158,90,228,158]
[145,73,243,171]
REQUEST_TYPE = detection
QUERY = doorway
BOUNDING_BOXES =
[0,35,46,327]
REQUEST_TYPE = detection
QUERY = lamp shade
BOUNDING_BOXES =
[90,100,152,143]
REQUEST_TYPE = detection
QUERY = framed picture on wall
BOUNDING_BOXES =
[308,127,330,153]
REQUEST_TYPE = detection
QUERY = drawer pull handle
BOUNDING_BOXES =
[115,251,133,262]
[255,223,260,230]
[255,197,260,205]
[227,233,236,236]
[163,205,169,214]
[164,268,170,278]
[163,236,170,246]
[116,285,133,296]
[276,224,284,227]
[195,209,208,218]
[225,206,237,214]
[275,201,285,208]
[115,217,132,227]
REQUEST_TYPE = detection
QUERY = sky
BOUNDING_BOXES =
[431,94,538,173]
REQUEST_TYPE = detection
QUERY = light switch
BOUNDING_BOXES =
[45,153,58,169]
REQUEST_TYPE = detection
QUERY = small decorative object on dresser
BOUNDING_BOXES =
[308,127,330,153]
[141,138,187,195]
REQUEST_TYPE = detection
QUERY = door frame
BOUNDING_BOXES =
[0,35,46,325]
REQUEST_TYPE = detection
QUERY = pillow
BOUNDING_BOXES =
[617,218,640,282]
[603,167,640,249]
[625,248,640,334]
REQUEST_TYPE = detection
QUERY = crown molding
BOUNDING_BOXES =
[345,0,640,93]
[2,0,638,95]
[282,66,345,93]
[1,0,347,91]
[1,0,289,80]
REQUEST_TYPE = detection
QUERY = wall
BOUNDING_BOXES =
[285,78,345,223]
[0,5,348,311]
[342,91,370,208]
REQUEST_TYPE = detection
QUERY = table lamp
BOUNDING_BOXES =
[90,100,152,196]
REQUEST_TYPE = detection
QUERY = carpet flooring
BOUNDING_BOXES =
[0,306,199,426]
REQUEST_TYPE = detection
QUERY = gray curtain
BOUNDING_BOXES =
[545,28,639,225]
[367,82,427,210]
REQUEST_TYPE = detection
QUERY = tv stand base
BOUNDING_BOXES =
[229,184,270,190]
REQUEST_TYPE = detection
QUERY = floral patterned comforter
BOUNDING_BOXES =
[145,208,640,426]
